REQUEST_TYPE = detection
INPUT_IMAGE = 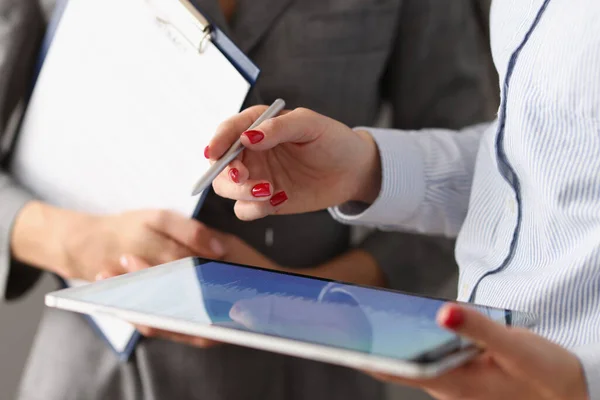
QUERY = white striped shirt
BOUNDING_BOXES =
[331,0,600,397]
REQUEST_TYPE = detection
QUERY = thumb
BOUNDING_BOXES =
[438,304,586,397]
[94,255,150,281]
[94,269,122,281]
[119,254,152,272]
[437,303,516,355]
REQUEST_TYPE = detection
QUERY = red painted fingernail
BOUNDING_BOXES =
[251,183,271,197]
[229,168,240,183]
[204,146,210,159]
[270,191,288,207]
[441,307,464,330]
[243,130,265,144]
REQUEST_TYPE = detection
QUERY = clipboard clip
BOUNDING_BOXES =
[145,0,213,53]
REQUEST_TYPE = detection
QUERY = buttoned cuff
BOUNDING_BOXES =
[328,127,426,230]
[572,344,600,400]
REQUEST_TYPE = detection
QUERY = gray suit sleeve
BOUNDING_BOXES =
[0,0,46,301]
[357,0,497,292]
[0,176,40,301]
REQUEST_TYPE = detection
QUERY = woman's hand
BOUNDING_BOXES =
[369,304,589,400]
[59,209,228,281]
[207,106,382,221]
[11,202,226,282]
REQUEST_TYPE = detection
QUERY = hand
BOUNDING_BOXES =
[207,106,382,221]
[368,304,589,400]
[97,256,220,349]
[11,202,226,282]
[63,209,231,282]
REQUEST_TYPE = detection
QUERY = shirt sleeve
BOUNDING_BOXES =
[329,122,493,237]
[572,344,600,400]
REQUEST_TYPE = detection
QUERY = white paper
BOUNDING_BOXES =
[68,279,138,353]
[12,0,251,353]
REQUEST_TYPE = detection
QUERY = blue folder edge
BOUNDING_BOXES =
[30,0,260,362]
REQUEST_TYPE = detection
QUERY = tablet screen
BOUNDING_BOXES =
[63,258,514,362]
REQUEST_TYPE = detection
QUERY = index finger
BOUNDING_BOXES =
[207,106,269,160]
[144,210,225,258]
[135,325,221,348]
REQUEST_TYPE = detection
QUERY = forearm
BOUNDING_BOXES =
[301,249,386,288]
[11,200,80,275]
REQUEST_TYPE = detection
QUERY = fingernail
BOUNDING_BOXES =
[243,130,265,144]
[251,183,271,197]
[441,307,464,330]
[210,238,225,257]
[270,191,288,207]
[119,255,129,268]
[204,146,210,159]
[95,272,108,281]
[229,168,240,183]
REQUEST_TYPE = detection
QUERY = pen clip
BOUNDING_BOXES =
[145,0,213,54]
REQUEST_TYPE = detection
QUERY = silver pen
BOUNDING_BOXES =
[191,98,286,196]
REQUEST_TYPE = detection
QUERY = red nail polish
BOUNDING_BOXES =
[441,307,464,330]
[243,130,265,144]
[229,168,240,183]
[251,183,271,197]
[270,191,288,207]
[204,146,210,159]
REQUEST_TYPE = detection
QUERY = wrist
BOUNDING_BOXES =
[11,201,87,275]
[352,129,382,204]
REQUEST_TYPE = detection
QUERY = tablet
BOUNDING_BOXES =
[45,257,533,378]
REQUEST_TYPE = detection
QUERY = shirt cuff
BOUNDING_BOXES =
[0,180,35,301]
[328,127,426,229]
[572,344,600,400]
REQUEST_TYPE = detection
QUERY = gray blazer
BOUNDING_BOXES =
[0,0,496,399]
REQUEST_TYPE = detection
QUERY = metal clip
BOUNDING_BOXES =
[145,0,213,54]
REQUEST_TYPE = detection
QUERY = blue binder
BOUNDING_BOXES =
[31,0,260,361]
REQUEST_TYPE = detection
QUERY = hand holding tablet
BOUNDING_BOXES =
[45,257,532,378]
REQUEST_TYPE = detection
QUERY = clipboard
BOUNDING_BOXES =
[14,0,260,361]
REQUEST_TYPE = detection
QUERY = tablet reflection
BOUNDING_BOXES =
[195,259,373,352]
[229,290,373,352]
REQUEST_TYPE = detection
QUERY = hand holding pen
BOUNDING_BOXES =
[198,101,383,221]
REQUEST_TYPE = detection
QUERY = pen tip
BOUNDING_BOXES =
[191,186,202,196]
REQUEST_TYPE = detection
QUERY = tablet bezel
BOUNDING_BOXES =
[45,257,495,378]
